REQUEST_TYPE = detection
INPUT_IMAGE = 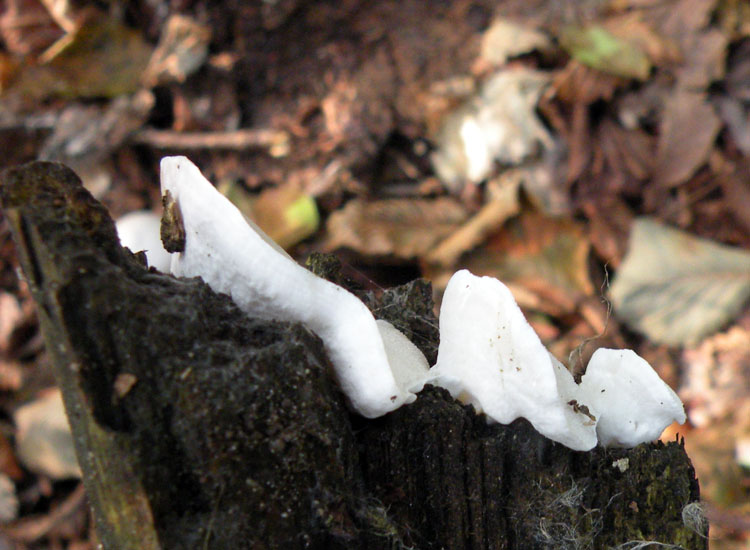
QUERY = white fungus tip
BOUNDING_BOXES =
[159,156,428,419]
[579,348,686,448]
[428,269,597,451]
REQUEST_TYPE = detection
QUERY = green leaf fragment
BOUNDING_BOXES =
[560,25,651,80]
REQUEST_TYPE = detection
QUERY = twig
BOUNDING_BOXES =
[5,482,87,542]
[131,128,289,153]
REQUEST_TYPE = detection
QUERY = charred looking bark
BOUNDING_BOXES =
[1,161,705,550]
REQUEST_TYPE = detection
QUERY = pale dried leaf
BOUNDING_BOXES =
[13,389,80,480]
[610,218,750,345]
[324,198,467,258]
[142,14,211,87]
[479,18,551,66]
[431,69,553,188]
[680,325,750,428]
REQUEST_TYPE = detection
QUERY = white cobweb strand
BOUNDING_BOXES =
[427,270,598,451]
[578,349,686,448]
[159,156,428,418]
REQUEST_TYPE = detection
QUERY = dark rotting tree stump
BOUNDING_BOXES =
[1,161,706,550]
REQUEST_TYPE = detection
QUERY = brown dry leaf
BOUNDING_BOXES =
[7,11,152,99]
[251,186,320,249]
[677,29,728,89]
[597,118,654,182]
[457,211,593,316]
[219,181,320,250]
[0,0,63,57]
[551,60,622,105]
[717,96,750,156]
[426,173,521,267]
[716,155,750,233]
[0,431,23,481]
[324,197,468,259]
[580,196,633,268]
[654,90,721,187]
[680,323,750,512]
[602,12,680,68]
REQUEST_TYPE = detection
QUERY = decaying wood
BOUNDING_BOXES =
[1,161,706,550]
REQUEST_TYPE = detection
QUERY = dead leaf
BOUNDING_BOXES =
[13,388,80,480]
[559,24,651,81]
[39,90,154,164]
[597,118,654,181]
[426,173,521,266]
[219,181,320,250]
[324,197,468,259]
[113,373,138,400]
[654,90,721,187]
[251,186,320,249]
[478,18,551,67]
[7,11,152,99]
[680,325,750,428]
[676,29,727,89]
[0,0,63,57]
[142,14,211,87]
[602,12,680,68]
[431,68,553,188]
[550,60,622,105]
[610,217,750,345]
[0,473,18,523]
[456,211,593,316]
[717,95,750,157]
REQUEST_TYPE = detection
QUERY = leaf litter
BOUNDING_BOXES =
[0,0,750,546]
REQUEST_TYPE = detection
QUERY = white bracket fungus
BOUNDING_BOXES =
[159,156,428,418]
[579,348,686,448]
[157,156,685,450]
[428,270,686,450]
[427,270,598,451]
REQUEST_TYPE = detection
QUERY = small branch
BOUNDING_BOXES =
[131,128,290,154]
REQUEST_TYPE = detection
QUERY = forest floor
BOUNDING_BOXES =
[0,0,749,548]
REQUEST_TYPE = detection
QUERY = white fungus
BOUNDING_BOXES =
[427,270,598,451]
[578,348,686,448]
[157,156,686,450]
[159,156,428,418]
[429,270,686,450]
